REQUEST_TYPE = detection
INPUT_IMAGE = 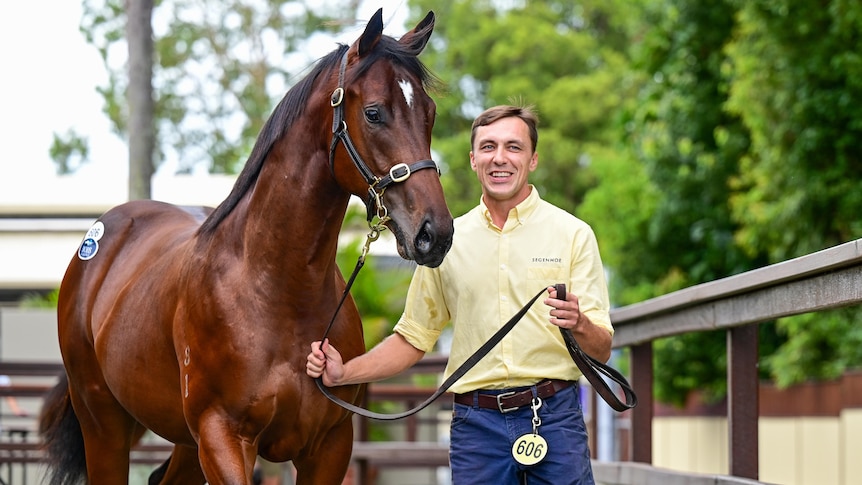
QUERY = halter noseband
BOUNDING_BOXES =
[328,51,440,222]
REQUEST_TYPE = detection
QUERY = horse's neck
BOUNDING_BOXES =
[227,148,350,286]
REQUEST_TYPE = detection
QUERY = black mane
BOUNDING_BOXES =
[197,29,440,236]
[197,45,346,235]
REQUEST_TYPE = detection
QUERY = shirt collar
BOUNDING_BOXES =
[479,185,541,230]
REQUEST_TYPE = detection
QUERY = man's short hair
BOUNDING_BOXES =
[470,104,539,152]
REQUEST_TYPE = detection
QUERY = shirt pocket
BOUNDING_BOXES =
[527,265,566,282]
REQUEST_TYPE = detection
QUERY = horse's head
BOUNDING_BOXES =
[328,9,453,268]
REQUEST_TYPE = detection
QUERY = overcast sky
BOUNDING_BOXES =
[0,1,410,203]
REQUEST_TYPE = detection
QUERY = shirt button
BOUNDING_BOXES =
[500,264,506,270]
[501,295,508,301]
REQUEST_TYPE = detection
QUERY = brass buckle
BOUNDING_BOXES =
[496,391,518,413]
[389,163,411,183]
[330,87,344,107]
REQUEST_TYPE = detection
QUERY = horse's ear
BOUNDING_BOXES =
[356,8,384,56]
[399,11,435,55]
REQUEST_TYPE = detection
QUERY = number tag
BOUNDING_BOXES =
[511,433,548,466]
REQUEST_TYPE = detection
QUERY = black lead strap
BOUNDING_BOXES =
[315,284,637,420]
[553,284,637,412]
[315,286,549,421]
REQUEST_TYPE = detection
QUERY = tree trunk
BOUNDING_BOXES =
[126,0,155,200]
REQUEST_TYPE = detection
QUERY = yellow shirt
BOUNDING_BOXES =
[394,187,612,394]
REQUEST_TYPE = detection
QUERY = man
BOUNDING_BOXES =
[307,104,612,484]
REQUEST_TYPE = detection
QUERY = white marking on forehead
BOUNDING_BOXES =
[398,79,414,108]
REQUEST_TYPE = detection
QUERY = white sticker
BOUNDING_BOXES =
[85,221,105,241]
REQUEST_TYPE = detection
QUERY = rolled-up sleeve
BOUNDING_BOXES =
[393,264,450,353]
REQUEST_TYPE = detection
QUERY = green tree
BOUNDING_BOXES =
[723,0,862,390]
[79,0,364,176]
[410,0,647,218]
[725,0,862,261]
[610,0,862,404]
[623,0,757,303]
[50,129,90,175]
[611,1,759,405]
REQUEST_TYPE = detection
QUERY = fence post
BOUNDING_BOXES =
[727,324,758,479]
[630,342,652,464]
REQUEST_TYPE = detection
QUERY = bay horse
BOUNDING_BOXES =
[39,9,453,485]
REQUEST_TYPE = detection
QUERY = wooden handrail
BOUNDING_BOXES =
[604,237,862,483]
[610,238,862,347]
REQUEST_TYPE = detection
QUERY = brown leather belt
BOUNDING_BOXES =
[453,379,573,413]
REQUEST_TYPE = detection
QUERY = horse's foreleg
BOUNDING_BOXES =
[195,414,258,484]
[293,418,354,485]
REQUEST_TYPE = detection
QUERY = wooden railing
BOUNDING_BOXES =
[0,362,174,484]
[595,237,862,484]
[353,354,451,484]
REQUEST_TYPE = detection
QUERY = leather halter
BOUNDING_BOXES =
[328,51,440,222]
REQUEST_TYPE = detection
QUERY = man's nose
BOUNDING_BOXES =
[492,148,507,163]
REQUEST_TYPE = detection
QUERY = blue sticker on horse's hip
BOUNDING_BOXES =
[78,238,99,260]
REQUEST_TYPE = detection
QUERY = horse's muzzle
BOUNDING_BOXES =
[412,217,453,268]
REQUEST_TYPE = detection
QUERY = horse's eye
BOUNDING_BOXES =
[364,108,382,124]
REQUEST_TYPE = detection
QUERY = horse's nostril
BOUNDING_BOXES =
[415,221,433,253]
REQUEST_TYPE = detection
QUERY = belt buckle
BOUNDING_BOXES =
[496,391,518,413]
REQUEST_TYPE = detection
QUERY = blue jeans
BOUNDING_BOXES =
[449,384,594,485]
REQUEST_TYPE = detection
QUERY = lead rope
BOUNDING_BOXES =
[316,276,638,418]
[315,286,551,420]
[318,221,384,346]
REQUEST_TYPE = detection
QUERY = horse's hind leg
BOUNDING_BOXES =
[149,444,206,485]
[65,380,145,484]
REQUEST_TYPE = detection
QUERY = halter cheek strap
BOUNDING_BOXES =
[328,51,440,222]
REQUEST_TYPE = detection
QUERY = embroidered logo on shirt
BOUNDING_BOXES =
[531,257,562,263]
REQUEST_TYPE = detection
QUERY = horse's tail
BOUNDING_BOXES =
[38,373,87,485]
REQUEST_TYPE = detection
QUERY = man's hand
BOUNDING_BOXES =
[544,286,613,363]
[544,286,584,330]
[306,339,345,387]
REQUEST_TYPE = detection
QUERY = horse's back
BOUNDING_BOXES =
[60,199,211,315]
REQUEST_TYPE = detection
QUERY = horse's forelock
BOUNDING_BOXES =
[349,35,440,93]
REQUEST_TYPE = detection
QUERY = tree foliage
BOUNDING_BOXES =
[725,0,862,261]
[79,0,364,174]
[614,0,862,403]
[50,130,90,175]
[409,0,647,218]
